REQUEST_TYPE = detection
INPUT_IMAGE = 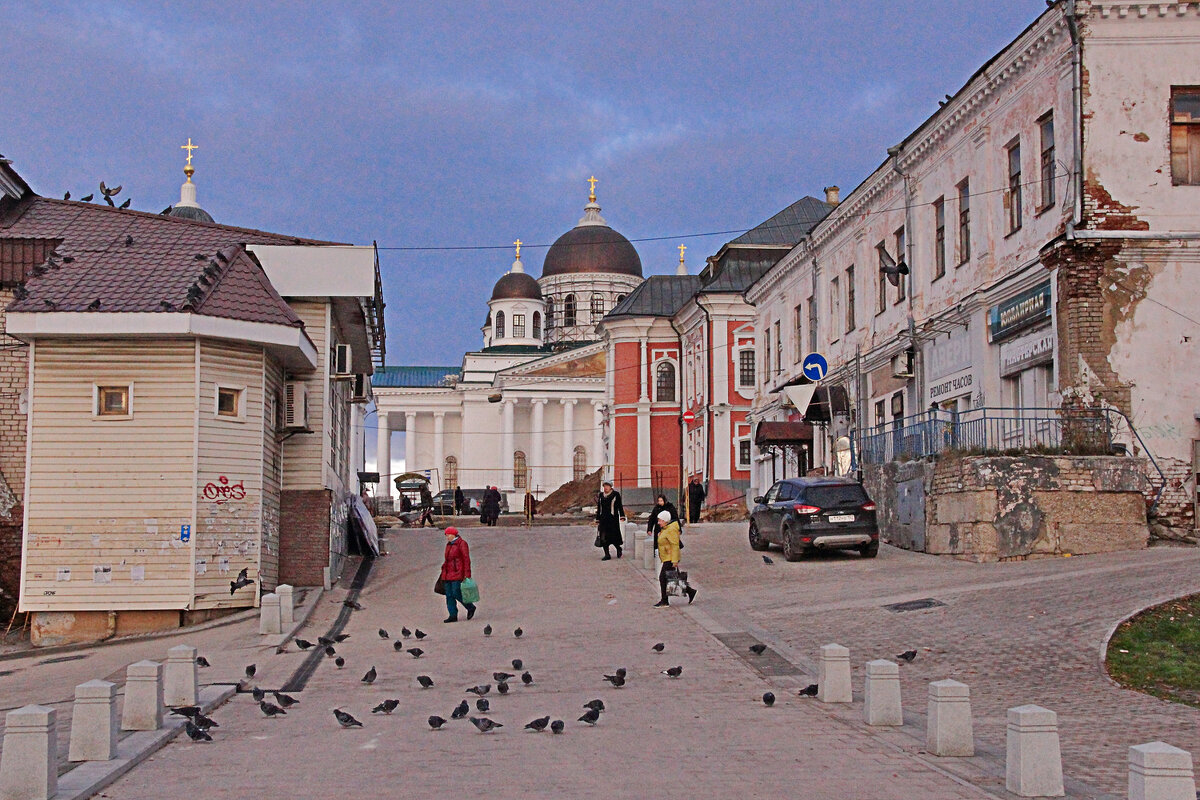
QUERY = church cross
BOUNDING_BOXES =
[678,244,687,263]
[514,239,522,260]
[181,138,199,166]
[587,175,597,201]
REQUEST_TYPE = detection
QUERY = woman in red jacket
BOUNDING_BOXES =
[440,527,475,623]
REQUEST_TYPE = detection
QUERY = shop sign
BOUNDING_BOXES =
[926,328,971,380]
[989,281,1051,342]
[927,367,974,405]
[999,328,1055,376]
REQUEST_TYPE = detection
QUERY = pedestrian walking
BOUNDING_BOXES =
[687,476,706,524]
[438,527,476,623]
[595,481,626,560]
[481,486,501,526]
[418,483,435,527]
[646,494,679,538]
[454,485,465,516]
[654,511,695,607]
[523,489,537,522]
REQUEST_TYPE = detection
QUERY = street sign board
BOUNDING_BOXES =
[682,410,695,424]
[801,353,829,382]
[180,524,191,543]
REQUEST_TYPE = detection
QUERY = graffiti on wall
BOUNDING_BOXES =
[202,476,247,505]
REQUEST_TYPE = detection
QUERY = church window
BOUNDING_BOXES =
[563,295,577,327]
[513,451,528,489]
[495,310,505,338]
[545,299,554,330]
[590,294,604,322]
[573,446,587,481]
[444,456,458,489]
[738,349,755,389]
[655,361,676,402]
[532,312,541,339]
[616,294,626,305]
[513,314,526,338]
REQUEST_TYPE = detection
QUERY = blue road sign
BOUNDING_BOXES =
[801,353,829,382]
[180,524,191,543]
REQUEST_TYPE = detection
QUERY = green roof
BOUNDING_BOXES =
[373,366,461,388]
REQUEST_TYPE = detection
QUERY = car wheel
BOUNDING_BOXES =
[782,526,804,562]
[860,542,879,559]
[748,521,769,551]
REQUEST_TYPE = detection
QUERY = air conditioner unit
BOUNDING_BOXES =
[891,349,915,379]
[283,381,309,429]
[332,344,353,378]
[350,373,370,404]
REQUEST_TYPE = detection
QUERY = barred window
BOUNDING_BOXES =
[532,312,541,338]
[573,446,587,481]
[590,294,604,322]
[738,349,755,388]
[513,313,526,338]
[444,456,458,489]
[655,361,676,402]
[513,451,528,489]
[563,295,576,327]
[495,310,505,338]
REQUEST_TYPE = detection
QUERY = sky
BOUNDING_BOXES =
[2,1,1052,367]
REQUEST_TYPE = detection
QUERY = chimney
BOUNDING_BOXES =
[824,185,841,207]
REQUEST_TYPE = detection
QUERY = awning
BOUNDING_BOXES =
[805,384,850,423]
[754,421,814,447]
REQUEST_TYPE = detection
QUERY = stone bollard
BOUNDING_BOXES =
[259,592,282,635]
[817,644,852,704]
[0,705,57,800]
[1129,741,1196,800]
[927,679,974,756]
[164,644,198,707]
[68,679,118,762]
[1006,705,1064,796]
[122,660,164,731]
[863,659,903,726]
[643,538,655,570]
[277,584,295,627]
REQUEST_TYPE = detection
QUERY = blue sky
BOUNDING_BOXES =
[3,1,1050,366]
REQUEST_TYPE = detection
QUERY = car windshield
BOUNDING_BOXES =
[804,484,869,509]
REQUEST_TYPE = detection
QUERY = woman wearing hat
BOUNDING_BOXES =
[440,526,476,622]
[654,510,695,607]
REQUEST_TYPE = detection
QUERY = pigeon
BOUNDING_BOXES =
[318,636,336,647]
[497,682,509,695]
[407,648,424,659]
[749,644,768,656]
[897,650,918,663]
[763,691,776,707]
[414,629,427,640]
[578,708,601,725]
[661,666,683,678]
[514,627,523,638]
[124,235,134,247]
[335,657,345,669]
[193,713,219,729]
[273,692,299,708]
[372,699,399,715]
[362,666,377,685]
[416,675,434,689]
[652,642,665,652]
[483,624,492,636]
[511,659,524,670]
[100,181,121,198]
[63,191,70,200]
[334,634,351,643]
[325,646,337,657]
[378,629,389,639]
[583,699,605,712]
[343,600,364,611]
[877,244,911,287]
[61,255,74,263]
[295,639,314,650]
[245,664,257,679]
[170,706,201,718]
[521,672,533,686]
[230,569,254,595]
[393,641,405,652]
[493,672,514,683]
[603,673,626,687]
[119,198,131,209]
[185,720,212,741]
[195,656,211,668]
[214,250,228,264]
[259,701,287,717]
[401,627,412,638]
[550,719,565,734]
[762,555,774,564]
[80,193,93,202]
[466,685,490,696]
[525,715,551,732]
[194,253,208,260]
[475,698,490,712]
[451,700,469,719]
[104,194,115,206]
[333,708,363,728]
[799,684,818,697]
[470,716,502,733]
[428,715,447,730]
[252,687,266,702]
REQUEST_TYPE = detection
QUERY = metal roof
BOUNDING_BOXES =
[372,366,462,388]
[727,196,833,246]
[605,275,701,319]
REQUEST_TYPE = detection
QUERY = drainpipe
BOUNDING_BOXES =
[1065,0,1084,236]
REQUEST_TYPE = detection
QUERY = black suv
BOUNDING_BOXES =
[749,477,879,561]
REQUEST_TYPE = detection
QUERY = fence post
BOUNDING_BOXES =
[0,705,57,800]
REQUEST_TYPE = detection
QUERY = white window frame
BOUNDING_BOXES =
[93,383,133,420]
[734,345,756,391]
[735,422,752,469]
[652,356,679,403]
[215,384,247,422]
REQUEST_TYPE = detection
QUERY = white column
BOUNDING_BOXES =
[531,399,546,492]
[593,401,605,477]
[404,411,417,474]
[376,412,391,497]
[433,412,445,491]
[561,399,576,486]
[501,399,515,488]
[639,337,649,400]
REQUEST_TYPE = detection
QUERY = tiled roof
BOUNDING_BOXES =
[606,275,701,319]
[0,196,335,326]
[728,196,833,246]
[372,366,462,388]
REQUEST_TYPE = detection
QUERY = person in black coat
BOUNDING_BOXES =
[595,481,626,560]
[687,477,706,524]
[480,486,501,526]
[646,494,680,535]
[454,486,465,516]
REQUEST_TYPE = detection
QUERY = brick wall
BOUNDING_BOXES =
[0,287,28,612]
[280,489,331,586]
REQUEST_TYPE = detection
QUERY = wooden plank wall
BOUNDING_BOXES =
[260,356,284,589]
[282,301,326,490]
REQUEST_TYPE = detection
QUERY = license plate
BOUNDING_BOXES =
[828,514,855,523]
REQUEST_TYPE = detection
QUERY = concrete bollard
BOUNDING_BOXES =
[259,592,282,635]
[164,644,198,707]
[122,660,164,731]
[0,705,57,800]
[927,679,974,756]
[864,659,903,726]
[1129,741,1196,800]
[277,584,295,627]
[68,679,118,762]
[1006,705,1064,796]
[817,644,852,704]
[643,538,655,570]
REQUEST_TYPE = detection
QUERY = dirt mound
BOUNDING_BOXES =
[701,502,748,522]
[539,468,602,514]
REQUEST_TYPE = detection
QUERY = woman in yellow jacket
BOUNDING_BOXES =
[654,510,696,607]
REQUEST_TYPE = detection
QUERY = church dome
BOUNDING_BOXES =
[543,225,642,278]
[167,204,215,223]
[490,271,542,301]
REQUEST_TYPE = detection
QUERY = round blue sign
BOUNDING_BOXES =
[801,353,828,382]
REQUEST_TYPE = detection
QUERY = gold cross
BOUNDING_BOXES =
[587,175,597,202]
[181,138,199,166]
[678,243,687,263]
[514,239,522,260]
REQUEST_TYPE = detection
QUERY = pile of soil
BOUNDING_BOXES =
[701,502,748,522]
[539,468,603,514]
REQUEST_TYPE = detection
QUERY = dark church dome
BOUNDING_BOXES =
[490,271,543,301]
[542,224,643,278]
[167,204,215,223]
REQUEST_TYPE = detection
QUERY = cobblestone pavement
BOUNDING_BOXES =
[674,523,1200,798]
[102,525,991,800]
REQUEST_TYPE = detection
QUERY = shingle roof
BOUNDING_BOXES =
[728,196,833,246]
[0,196,335,326]
[605,274,701,319]
[372,366,462,388]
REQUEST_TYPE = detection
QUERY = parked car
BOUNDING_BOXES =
[748,477,879,560]
[431,489,510,516]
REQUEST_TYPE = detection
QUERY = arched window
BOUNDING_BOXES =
[495,310,505,338]
[532,311,542,339]
[563,295,576,327]
[616,294,626,305]
[655,361,676,402]
[545,298,554,330]
[513,451,528,489]
[590,293,604,322]
[444,456,458,489]
[573,446,587,481]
